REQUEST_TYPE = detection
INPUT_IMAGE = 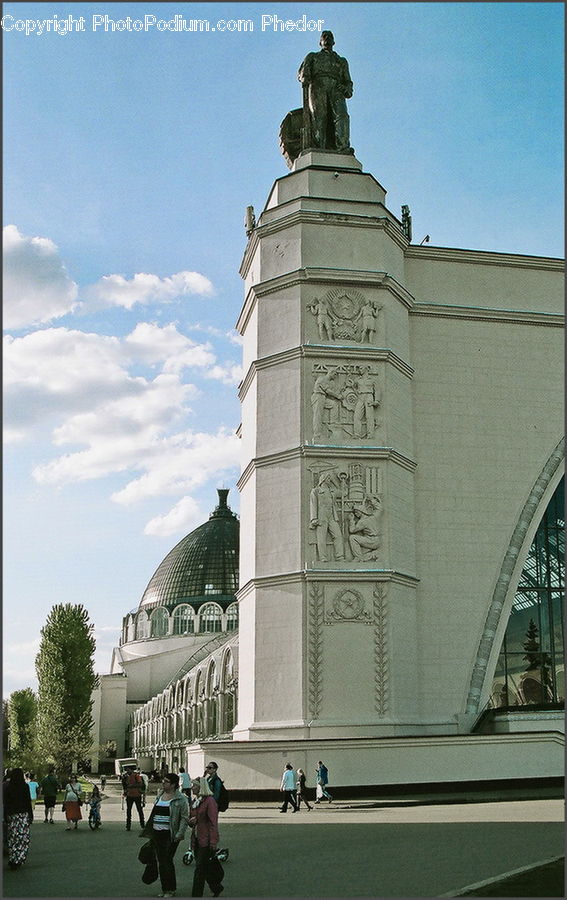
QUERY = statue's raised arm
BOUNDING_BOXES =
[297,31,353,154]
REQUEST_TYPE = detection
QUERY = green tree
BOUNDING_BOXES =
[35,604,99,773]
[6,688,38,763]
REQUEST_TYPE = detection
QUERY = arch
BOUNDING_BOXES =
[466,439,564,715]
[135,610,150,640]
[173,603,195,635]
[226,603,239,632]
[199,602,223,633]
[150,606,169,638]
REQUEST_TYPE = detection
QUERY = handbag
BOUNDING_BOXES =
[207,853,224,886]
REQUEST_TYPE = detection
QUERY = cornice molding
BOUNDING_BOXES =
[237,445,417,490]
[236,267,416,335]
[404,244,564,271]
[238,343,414,401]
[410,302,563,327]
[237,569,419,600]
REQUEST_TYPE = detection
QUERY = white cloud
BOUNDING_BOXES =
[3,225,79,329]
[205,363,243,385]
[85,270,214,309]
[144,495,204,537]
[124,322,216,372]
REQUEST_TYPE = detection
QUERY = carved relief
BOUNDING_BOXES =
[307,289,382,343]
[310,362,382,442]
[308,584,324,717]
[308,462,383,565]
[325,587,372,625]
[373,584,389,715]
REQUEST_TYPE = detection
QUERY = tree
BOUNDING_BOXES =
[35,604,99,773]
[6,688,38,763]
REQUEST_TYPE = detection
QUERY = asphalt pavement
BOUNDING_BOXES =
[3,788,564,898]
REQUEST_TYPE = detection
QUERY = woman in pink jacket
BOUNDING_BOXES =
[189,777,224,897]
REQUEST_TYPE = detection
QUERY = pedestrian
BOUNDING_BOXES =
[4,767,33,869]
[204,761,222,804]
[178,765,192,798]
[88,784,102,826]
[40,766,59,824]
[189,777,224,897]
[100,774,107,791]
[25,772,40,816]
[296,768,313,810]
[123,765,146,830]
[63,774,84,830]
[315,760,333,802]
[137,767,149,807]
[140,771,189,899]
[280,763,298,812]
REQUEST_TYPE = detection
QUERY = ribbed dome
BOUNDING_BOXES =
[139,489,239,610]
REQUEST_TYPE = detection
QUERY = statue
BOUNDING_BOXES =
[349,497,382,561]
[311,369,342,439]
[298,31,353,153]
[309,472,344,562]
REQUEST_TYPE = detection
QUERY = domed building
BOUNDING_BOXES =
[90,489,240,771]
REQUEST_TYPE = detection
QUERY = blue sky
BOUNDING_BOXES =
[3,2,564,697]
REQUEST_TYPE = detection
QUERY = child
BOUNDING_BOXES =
[89,785,102,826]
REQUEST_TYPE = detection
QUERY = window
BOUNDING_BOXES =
[173,604,194,635]
[226,603,239,631]
[135,611,150,640]
[491,478,564,708]
[150,607,169,637]
[199,603,222,633]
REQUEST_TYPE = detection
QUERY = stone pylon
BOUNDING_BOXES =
[234,150,419,740]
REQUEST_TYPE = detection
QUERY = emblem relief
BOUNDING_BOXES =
[308,289,382,343]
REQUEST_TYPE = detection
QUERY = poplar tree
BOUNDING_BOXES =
[7,687,38,760]
[35,604,98,772]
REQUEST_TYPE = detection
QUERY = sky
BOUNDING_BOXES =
[3,1,564,698]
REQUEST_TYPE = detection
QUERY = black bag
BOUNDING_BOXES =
[138,840,158,885]
[217,781,229,812]
[207,853,225,885]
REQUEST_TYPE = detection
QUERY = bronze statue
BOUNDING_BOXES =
[298,31,353,153]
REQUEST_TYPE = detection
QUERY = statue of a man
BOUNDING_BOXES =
[298,31,353,153]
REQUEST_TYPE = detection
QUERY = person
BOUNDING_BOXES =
[189,777,224,897]
[123,765,145,830]
[25,772,39,816]
[178,766,192,798]
[311,369,341,439]
[204,762,222,804]
[63,774,84,830]
[141,772,190,899]
[308,296,337,341]
[88,784,102,826]
[315,761,333,802]
[296,768,313,811]
[280,763,298,813]
[40,766,59,824]
[309,471,344,562]
[137,767,149,806]
[353,367,379,438]
[361,300,382,343]
[298,31,353,153]
[100,774,107,791]
[4,767,33,869]
[349,497,382,561]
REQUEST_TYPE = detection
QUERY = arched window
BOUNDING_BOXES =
[150,607,169,637]
[135,610,150,640]
[491,477,564,708]
[221,650,236,733]
[173,604,195,635]
[199,603,223,633]
[226,603,238,632]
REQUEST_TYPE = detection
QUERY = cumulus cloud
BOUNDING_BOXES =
[144,495,204,537]
[85,270,214,309]
[124,322,216,372]
[3,225,79,329]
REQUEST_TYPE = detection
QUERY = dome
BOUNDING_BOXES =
[138,489,239,611]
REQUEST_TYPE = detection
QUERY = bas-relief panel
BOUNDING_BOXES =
[307,288,382,343]
[310,362,383,442]
[307,461,384,566]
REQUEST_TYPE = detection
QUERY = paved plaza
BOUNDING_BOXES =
[3,787,564,898]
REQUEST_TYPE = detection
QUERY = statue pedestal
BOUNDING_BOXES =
[293,150,362,172]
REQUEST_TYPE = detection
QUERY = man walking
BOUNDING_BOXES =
[315,760,333,803]
[122,765,145,830]
[178,765,191,798]
[280,763,298,813]
[40,766,59,824]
